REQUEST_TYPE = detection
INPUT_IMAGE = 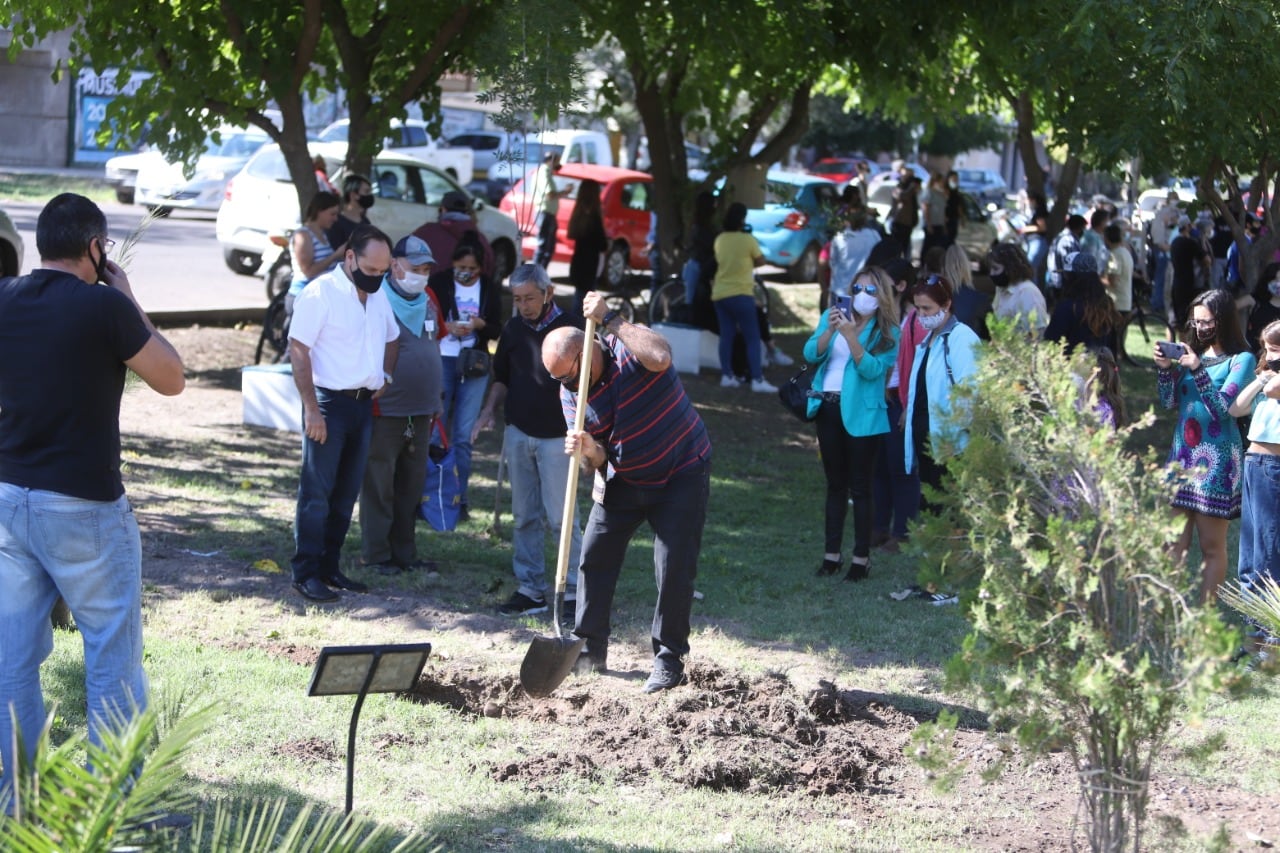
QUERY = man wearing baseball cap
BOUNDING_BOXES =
[359,235,445,576]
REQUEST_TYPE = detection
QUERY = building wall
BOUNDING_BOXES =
[0,30,74,168]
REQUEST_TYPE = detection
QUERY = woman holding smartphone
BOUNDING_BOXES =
[803,267,900,581]
[1229,320,1280,653]
[1154,289,1255,603]
[428,238,502,521]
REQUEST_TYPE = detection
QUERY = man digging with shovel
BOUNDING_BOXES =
[541,292,712,693]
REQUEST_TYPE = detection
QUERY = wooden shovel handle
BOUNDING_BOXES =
[553,317,596,597]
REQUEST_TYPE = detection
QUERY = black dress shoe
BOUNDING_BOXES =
[293,577,339,602]
[844,558,870,582]
[324,571,369,593]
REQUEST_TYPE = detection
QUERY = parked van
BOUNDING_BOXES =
[485,129,613,188]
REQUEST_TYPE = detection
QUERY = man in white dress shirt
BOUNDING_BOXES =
[287,224,400,601]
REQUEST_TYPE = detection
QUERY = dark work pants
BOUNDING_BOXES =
[873,394,920,539]
[360,415,431,568]
[815,399,880,559]
[535,212,557,269]
[573,461,710,667]
[292,390,373,583]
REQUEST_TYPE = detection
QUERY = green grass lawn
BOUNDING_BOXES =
[20,287,1278,851]
[0,171,116,204]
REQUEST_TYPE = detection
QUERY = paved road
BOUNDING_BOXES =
[5,200,269,317]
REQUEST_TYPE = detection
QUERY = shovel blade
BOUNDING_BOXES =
[520,635,586,698]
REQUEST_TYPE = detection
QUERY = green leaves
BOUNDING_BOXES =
[908,323,1240,851]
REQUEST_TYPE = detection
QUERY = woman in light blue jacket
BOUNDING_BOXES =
[903,273,981,497]
[804,267,900,581]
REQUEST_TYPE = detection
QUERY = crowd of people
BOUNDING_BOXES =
[799,182,1280,663]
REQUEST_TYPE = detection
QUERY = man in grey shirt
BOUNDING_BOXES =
[360,235,445,574]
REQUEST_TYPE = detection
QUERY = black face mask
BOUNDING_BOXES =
[357,193,375,210]
[92,238,109,281]
[349,262,383,294]
[990,271,1009,289]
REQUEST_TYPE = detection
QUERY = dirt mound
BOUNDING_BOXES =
[406,661,913,799]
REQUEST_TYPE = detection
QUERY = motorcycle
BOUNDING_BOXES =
[253,226,293,365]
[263,226,294,301]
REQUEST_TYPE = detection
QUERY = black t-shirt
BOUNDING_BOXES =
[1169,235,1204,291]
[325,211,367,251]
[491,309,585,438]
[1209,220,1234,259]
[0,270,151,500]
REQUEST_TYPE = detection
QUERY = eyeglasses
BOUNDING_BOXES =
[100,238,116,254]
[1191,319,1217,328]
[851,283,878,295]
[550,353,581,389]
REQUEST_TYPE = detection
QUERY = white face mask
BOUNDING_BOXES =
[852,292,879,316]
[1269,279,1280,298]
[918,310,948,331]
[396,270,429,295]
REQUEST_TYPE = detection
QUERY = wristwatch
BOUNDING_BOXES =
[600,309,621,329]
[383,371,394,385]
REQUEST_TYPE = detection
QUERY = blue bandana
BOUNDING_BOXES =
[383,275,427,336]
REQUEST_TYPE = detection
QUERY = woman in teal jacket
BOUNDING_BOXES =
[903,274,981,496]
[804,267,900,581]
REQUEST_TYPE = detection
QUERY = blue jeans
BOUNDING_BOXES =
[714,294,763,382]
[292,390,373,583]
[0,486,145,796]
[682,259,701,303]
[1024,235,1049,285]
[441,356,489,507]
[505,424,580,600]
[1152,248,1170,314]
[573,461,710,666]
[1239,453,1280,639]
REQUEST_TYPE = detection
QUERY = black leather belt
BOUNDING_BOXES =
[811,391,841,403]
[320,386,376,401]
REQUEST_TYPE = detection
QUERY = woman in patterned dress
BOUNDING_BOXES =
[1154,289,1256,603]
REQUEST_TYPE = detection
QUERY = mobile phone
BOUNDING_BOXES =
[834,294,852,317]
[1157,340,1183,360]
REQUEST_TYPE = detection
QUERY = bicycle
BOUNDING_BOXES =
[1119,274,1171,366]
[254,290,289,365]
[647,274,770,326]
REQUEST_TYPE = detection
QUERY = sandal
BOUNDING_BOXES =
[844,558,870,582]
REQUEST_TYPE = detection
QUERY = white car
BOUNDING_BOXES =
[215,144,519,280]
[0,206,24,275]
[1135,188,1190,224]
[314,118,474,186]
[865,182,998,266]
[134,126,271,215]
[104,150,159,205]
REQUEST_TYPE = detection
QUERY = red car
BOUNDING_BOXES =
[807,157,877,185]
[498,163,654,288]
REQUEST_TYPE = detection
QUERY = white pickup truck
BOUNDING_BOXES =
[314,118,474,187]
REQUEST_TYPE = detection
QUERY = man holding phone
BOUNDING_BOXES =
[0,193,185,802]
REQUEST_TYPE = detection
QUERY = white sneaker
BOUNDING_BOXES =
[770,347,794,366]
[720,375,742,388]
[750,378,778,393]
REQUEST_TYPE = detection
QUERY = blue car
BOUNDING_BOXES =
[742,171,839,282]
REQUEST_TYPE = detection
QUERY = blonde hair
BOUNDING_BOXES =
[851,266,900,354]
[943,244,972,290]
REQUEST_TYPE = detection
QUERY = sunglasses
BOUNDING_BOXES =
[850,283,878,295]
[922,274,949,288]
[550,353,581,388]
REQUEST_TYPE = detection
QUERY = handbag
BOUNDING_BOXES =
[419,419,462,532]
[778,363,816,422]
[456,345,491,379]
